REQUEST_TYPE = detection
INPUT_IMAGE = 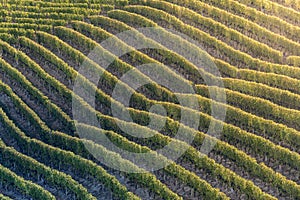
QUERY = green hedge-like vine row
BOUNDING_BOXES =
[287,56,300,67]
[194,85,300,149]
[101,7,297,137]
[107,7,300,97]
[11,30,278,199]
[0,104,140,200]
[7,1,90,7]
[0,23,52,31]
[212,58,300,96]
[120,5,300,80]
[0,162,55,200]
[69,13,300,159]
[86,13,300,153]
[235,0,300,26]
[0,39,182,200]
[78,123,276,200]
[70,19,210,88]
[131,0,284,63]
[0,1,298,199]
[6,25,300,198]
[23,31,300,199]
[196,84,300,131]
[0,18,67,26]
[26,28,233,200]
[3,1,113,10]
[0,28,42,37]
[22,0,128,6]
[136,0,300,57]
[0,41,74,133]
[2,38,224,200]
[0,66,224,200]
[270,0,300,11]
[0,10,85,21]
[47,26,180,103]
[0,48,260,197]
[1,5,101,15]
[222,78,300,110]
[59,90,298,198]
[0,76,182,200]
[35,28,174,115]
[193,0,300,42]
[0,193,12,200]
[19,36,77,82]
[69,18,299,152]
[0,140,96,200]
[87,15,300,109]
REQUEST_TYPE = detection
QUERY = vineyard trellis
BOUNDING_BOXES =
[0,0,299,199]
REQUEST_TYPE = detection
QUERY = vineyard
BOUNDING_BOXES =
[0,0,299,199]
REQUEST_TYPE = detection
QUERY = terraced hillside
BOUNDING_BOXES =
[0,0,299,199]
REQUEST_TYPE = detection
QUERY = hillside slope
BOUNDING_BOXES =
[0,0,299,199]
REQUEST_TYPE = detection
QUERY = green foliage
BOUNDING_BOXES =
[0,1,299,199]
[270,0,300,12]
[222,78,300,110]
[193,0,300,43]
[287,56,300,67]
[0,39,74,133]
[0,36,181,200]
[160,0,300,56]
[102,6,299,152]
[121,5,300,81]
[0,193,12,200]
[236,0,300,26]
[0,163,55,200]
[0,140,97,200]
[1,29,272,200]
[132,0,284,64]
[196,84,300,149]
[0,105,139,200]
